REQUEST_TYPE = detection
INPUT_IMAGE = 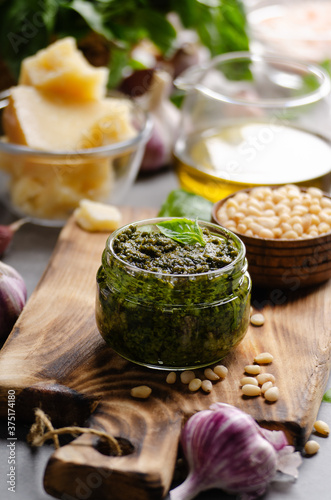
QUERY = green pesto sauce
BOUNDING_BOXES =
[96,222,251,369]
[112,225,239,274]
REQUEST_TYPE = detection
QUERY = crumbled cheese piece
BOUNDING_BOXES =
[74,199,122,232]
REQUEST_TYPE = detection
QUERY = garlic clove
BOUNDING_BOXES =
[137,70,181,171]
[0,261,27,343]
[0,218,29,256]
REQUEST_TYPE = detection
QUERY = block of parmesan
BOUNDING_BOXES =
[3,86,135,151]
[19,37,109,101]
[74,199,122,232]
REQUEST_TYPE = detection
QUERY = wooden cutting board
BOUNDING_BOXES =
[1,206,331,500]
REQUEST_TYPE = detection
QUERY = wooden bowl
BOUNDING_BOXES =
[212,188,331,289]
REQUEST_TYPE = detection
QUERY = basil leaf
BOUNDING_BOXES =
[156,218,206,247]
[322,388,331,403]
[158,189,213,222]
[63,0,114,40]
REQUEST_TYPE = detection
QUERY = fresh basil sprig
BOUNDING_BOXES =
[156,218,206,247]
[158,188,213,222]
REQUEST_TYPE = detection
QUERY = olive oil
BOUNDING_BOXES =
[174,122,331,201]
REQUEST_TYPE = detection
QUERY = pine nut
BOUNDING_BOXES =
[308,187,323,198]
[273,227,283,238]
[237,223,247,233]
[257,373,275,385]
[130,385,152,399]
[318,222,330,234]
[281,222,292,233]
[311,214,320,225]
[304,440,320,455]
[204,368,220,381]
[258,227,274,238]
[257,217,278,229]
[240,376,258,386]
[180,370,195,384]
[254,352,274,364]
[213,365,228,378]
[166,372,176,384]
[250,313,265,326]
[261,381,273,394]
[242,384,261,397]
[264,386,279,402]
[244,364,261,375]
[188,378,202,392]
[310,204,321,214]
[313,420,330,436]
[321,197,331,208]
[283,230,298,239]
[201,379,213,393]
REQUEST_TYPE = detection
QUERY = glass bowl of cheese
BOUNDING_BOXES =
[0,38,152,226]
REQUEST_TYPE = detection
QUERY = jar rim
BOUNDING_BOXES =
[106,217,246,278]
[174,50,331,108]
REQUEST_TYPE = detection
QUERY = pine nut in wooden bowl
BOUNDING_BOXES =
[212,185,331,289]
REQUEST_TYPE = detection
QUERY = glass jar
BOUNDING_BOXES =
[96,218,251,370]
[173,51,331,202]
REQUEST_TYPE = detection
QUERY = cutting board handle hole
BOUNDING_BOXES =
[93,436,135,457]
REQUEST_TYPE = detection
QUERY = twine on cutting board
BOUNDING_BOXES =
[27,408,122,456]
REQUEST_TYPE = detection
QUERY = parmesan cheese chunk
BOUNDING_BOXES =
[3,86,135,151]
[19,37,108,101]
[74,199,122,232]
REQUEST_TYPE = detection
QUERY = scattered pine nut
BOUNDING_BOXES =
[213,365,228,378]
[130,385,152,399]
[244,364,261,375]
[240,376,258,387]
[257,373,276,385]
[188,378,202,392]
[264,386,279,402]
[201,379,213,393]
[261,381,273,394]
[314,420,330,436]
[204,368,220,381]
[254,352,274,364]
[166,372,176,384]
[180,371,195,384]
[242,384,261,397]
[304,440,320,455]
[250,313,265,326]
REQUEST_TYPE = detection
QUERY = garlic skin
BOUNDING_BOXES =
[0,219,28,256]
[0,261,27,342]
[137,70,181,171]
[170,403,302,500]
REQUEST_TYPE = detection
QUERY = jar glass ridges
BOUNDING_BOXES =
[96,218,251,370]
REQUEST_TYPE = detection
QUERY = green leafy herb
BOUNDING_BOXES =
[0,0,249,87]
[156,218,206,247]
[158,189,213,222]
[323,388,331,403]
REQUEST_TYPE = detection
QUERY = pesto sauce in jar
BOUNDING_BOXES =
[96,218,251,370]
[112,225,239,274]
